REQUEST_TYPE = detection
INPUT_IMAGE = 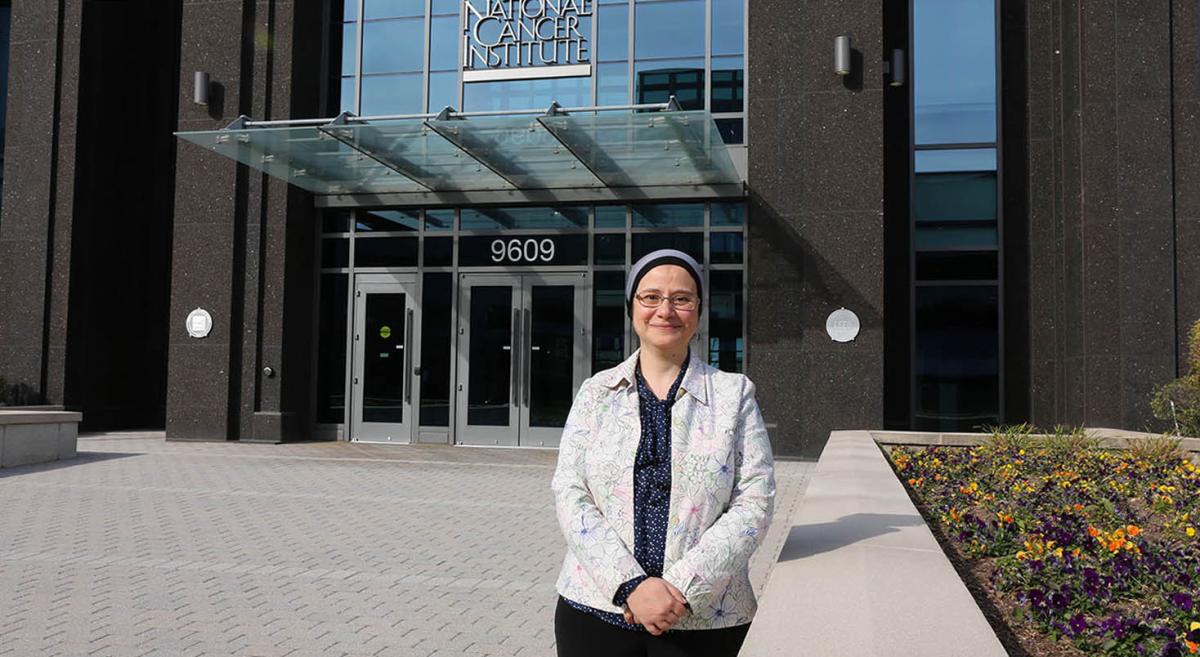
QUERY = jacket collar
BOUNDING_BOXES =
[600,347,709,405]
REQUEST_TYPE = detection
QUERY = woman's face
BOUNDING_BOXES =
[631,264,700,353]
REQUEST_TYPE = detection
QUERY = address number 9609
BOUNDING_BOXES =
[490,238,556,263]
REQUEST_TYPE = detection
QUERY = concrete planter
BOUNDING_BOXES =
[0,410,82,468]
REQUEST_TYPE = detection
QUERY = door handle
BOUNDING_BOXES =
[511,307,521,407]
[523,307,532,407]
[403,308,414,404]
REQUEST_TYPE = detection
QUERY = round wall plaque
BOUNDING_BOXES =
[186,308,213,339]
[825,307,860,343]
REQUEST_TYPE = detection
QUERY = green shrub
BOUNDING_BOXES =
[1151,318,1200,437]
[0,377,44,406]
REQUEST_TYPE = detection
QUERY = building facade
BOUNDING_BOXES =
[0,0,1196,459]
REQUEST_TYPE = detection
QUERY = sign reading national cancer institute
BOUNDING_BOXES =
[462,0,593,82]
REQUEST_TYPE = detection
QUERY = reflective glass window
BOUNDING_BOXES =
[322,210,352,233]
[913,0,996,144]
[632,203,703,228]
[711,202,744,227]
[360,73,423,115]
[594,233,625,265]
[715,118,743,145]
[915,148,996,172]
[915,224,997,250]
[362,19,425,73]
[595,205,627,228]
[634,0,705,59]
[340,76,356,113]
[344,1,359,21]
[342,23,358,76]
[598,2,629,61]
[463,76,592,111]
[460,206,589,230]
[711,0,744,56]
[914,285,1000,430]
[708,270,744,372]
[432,0,460,13]
[355,236,420,267]
[597,62,630,106]
[317,273,349,423]
[419,272,454,426]
[915,251,998,281]
[593,271,627,374]
[424,237,453,266]
[322,238,350,268]
[914,171,997,222]
[631,233,703,263]
[425,208,455,231]
[364,0,425,19]
[430,15,459,71]
[711,56,744,112]
[635,59,704,109]
[710,232,743,264]
[428,71,459,112]
[357,209,422,231]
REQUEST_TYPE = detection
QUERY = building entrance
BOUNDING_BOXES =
[455,272,590,447]
[350,273,420,443]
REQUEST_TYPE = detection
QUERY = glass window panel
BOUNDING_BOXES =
[711,0,744,56]
[710,202,744,226]
[597,61,630,106]
[528,285,577,427]
[914,285,999,431]
[635,0,705,59]
[364,0,424,19]
[340,76,356,113]
[463,76,592,111]
[317,274,349,423]
[362,18,424,73]
[322,210,352,233]
[432,0,460,14]
[915,148,996,173]
[916,251,998,280]
[460,206,588,230]
[459,234,588,266]
[708,270,744,372]
[595,205,627,228]
[711,56,744,112]
[594,233,625,265]
[357,209,421,231]
[322,238,350,268]
[342,23,358,76]
[710,232,743,264]
[915,223,998,250]
[631,232,703,263]
[635,58,704,109]
[914,171,997,222]
[360,73,423,115]
[467,286,513,426]
[593,271,627,374]
[714,117,743,144]
[428,71,459,111]
[419,273,453,426]
[362,292,407,422]
[354,236,420,267]
[913,0,997,144]
[424,236,453,266]
[425,208,455,231]
[632,203,703,227]
[430,15,459,71]
[344,2,359,21]
[598,2,629,61]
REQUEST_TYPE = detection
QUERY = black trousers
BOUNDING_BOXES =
[554,597,751,657]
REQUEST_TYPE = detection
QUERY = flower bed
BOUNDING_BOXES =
[887,429,1200,657]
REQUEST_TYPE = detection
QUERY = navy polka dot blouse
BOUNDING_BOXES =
[563,355,689,631]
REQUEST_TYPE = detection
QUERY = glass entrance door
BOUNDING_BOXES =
[455,272,589,447]
[351,274,419,443]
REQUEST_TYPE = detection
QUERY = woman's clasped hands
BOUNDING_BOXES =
[621,577,689,635]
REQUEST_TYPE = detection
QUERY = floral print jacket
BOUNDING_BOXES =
[551,349,776,630]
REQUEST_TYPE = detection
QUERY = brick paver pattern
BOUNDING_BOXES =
[0,433,813,657]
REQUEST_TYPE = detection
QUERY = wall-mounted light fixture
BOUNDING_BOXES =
[193,71,210,105]
[834,36,852,76]
[886,49,905,86]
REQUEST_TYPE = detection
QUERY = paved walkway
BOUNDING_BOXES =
[0,433,813,657]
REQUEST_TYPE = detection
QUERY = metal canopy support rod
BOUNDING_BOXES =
[237,99,679,128]
[423,118,530,189]
[535,115,621,188]
[317,111,437,191]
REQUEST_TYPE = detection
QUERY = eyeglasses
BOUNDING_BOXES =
[635,292,699,311]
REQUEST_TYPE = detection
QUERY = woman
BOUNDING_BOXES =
[551,249,776,657]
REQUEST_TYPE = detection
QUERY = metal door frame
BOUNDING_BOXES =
[454,271,590,447]
[351,273,420,443]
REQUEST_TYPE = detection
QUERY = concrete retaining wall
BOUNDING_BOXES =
[0,410,82,468]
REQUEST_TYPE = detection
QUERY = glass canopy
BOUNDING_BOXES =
[175,110,741,196]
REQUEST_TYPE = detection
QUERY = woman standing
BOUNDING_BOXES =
[551,249,776,657]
